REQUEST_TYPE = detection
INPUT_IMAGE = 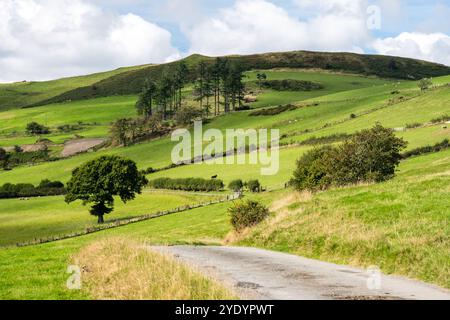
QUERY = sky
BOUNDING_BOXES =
[0,0,449,82]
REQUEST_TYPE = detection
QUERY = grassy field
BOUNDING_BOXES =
[0,70,388,147]
[0,190,222,247]
[0,148,449,299]
[0,65,150,111]
[0,199,236,299]
[0,95,137,146]
[0,64,449,300]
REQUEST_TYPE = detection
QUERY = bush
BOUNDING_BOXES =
[26,122,50,135]
[259,79,323,91]
[175,106,203,125]
[431,114,450,124]
[246,180,262,193]
[0,148,9,169]
[234,105,251,111]
[149,177,224,192]
[249,104,297,116]
[228,200,269,231]
[291,146,334,191]
[330,124,407,184]
[0,180,66,199]
[405,122,422,129]
[228,180,244,192]
[6,150,50,168]
[298,133,351,146]
[291,124,407,191]
[402,139,450,159]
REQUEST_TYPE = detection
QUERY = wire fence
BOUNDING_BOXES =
[7,193,241,249]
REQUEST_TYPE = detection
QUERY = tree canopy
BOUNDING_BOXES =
[65,156,148,223]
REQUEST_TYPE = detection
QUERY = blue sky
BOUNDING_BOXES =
[1,0,449,82]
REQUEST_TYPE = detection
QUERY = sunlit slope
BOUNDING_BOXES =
[0,64,150,111]
[40,51,450,105]
[0,70,388,147]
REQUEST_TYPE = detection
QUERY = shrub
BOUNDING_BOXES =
[291,146,333,191]
[431,114,450,124]
[175,106,203,125]
[228,179,244,192]
[0,180,66,199]
[7,150,50,168]
[405,122,422,129]
[0,148,9,169]
[291,124,407,191]
[228,200,269,231]
[418,78,433,91]
[26,122,50,135]
[402,139,450,159]
[249,104,297,116]
[246,180,262,193]
[234,105,251,111]
[329,124,407,184]
[149,177,224,192]
[259,79,323,91]
[298,133,351,146]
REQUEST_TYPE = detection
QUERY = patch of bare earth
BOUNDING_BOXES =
[61,138,106,157]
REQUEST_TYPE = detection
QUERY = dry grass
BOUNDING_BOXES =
[73,238,237,300]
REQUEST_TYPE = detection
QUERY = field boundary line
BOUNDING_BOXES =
[3,194,241,249]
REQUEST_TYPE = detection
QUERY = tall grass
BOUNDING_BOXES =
[73,238,236,300]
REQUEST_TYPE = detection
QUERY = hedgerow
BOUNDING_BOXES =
[149,177,224,192]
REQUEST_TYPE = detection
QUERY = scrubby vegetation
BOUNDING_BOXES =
[228,200,269,231]
[110,116,173,146]
[291,124,407,191]
[259,79,323,91]
[246,180,262,193]
[249,104,297,116]
[149,177,224,192]
[26,122,50,135]
[431,114,450,124]
[402,139,450,159]
[228,179,244,192]
[0,180,65,199]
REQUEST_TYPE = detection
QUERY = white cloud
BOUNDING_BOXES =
[186,0,371,56]
[373,32,450,66]
[0,0,180,82]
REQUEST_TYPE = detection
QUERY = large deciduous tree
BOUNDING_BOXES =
[65,156,148,224]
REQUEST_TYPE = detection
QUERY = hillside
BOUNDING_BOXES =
[0,52,449,299]
[0,64,151,111]
[29,50,450,107]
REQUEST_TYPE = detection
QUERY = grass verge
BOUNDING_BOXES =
[73,238,236,300]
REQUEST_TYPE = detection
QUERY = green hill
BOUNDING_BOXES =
[0,51,449,299]
[29,51,450,107]
[0,64,151,111]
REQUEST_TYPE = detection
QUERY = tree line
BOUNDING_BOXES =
[111,58,246,146]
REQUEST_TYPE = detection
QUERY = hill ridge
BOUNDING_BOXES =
[31,50,450,107]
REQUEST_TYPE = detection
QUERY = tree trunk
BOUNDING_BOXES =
[98,215,104,224]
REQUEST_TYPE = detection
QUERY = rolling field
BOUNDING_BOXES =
[1,149,449,299]
[0,64,151,111]
[0,190,223,247]
[0,61,449,300]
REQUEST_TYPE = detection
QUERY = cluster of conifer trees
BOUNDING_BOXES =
[135,58,246,119]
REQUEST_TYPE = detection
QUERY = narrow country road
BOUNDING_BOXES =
[152,246,450,300]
